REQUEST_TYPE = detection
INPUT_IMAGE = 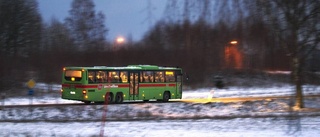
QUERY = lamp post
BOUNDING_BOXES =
[225,40,243,69]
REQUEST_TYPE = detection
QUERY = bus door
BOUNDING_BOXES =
[129,72,139,100]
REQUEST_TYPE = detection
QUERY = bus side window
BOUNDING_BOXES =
[142,71,154,83]
[144,72,149,82]
[88,71,95,83]
[120,71,128,83]
[149,72,154,82]
[155,71,164,82]
[108,71,119,83]
[96,71,107,83]
[165,71,175,82]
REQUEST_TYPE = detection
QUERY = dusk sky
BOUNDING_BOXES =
[38,0,167,41]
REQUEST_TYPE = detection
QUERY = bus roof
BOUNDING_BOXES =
[64,65,181,71]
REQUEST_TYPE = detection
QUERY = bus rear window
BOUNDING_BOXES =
[65,70,82,81]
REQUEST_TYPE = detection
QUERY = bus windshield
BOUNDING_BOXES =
[65,70,82,81]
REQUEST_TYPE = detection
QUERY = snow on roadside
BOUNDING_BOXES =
[1,97,320,137]
[2,96,320,122]
[1,117,320,137]
[2,96,78,106]
[3,84,320,106]
[1,84,320,137]
[1,83,320,122]
[183,84,320,99]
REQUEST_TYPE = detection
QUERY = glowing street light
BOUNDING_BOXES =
[113,36,125,51]
[230,40,238,45]
[116,36,125,44]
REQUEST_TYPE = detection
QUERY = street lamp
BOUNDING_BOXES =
[113,36,126,51]
[116,36,125,44]
[230,40,238,45]
[225,40,243,69]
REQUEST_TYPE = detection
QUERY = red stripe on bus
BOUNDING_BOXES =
[75,85,98,88]
[118,84,129,88]
[62,84,98,89]
[62,84,70,88]
[62,83,176,88]
[139,84,176,87]
[139,84,166,87]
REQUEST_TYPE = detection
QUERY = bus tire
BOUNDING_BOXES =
[163,91,170,102]
[115,92,123,103]
[105,92,114,104]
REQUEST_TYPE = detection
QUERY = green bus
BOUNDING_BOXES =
[61,65,183,104]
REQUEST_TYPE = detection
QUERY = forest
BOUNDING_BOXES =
[0,0,319,107]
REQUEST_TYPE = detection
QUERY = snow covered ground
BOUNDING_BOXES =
[1,83,320,136]
[1,117,320,137]
[2,83,320,106]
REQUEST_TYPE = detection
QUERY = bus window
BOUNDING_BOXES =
[96,71,107,83]
[65,70,82,81]
[120,71,128,83]
[165,71,175,82]
[108,71,120,83]
[140,72,143,82]
[88,71,95,83]
[142,71,154,83]
[155,71,164,82]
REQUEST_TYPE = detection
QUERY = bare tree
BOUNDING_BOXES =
[256,0,320,108]
[0,0,41,56]
[65,0,107,51]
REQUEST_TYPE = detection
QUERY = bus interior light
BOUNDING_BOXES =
[165,71,174,75]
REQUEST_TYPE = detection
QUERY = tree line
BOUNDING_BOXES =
[0,0,319,108]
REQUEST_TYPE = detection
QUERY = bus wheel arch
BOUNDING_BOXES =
[105,92,114,104]
[163,91,171,102]
[115,92,124,103]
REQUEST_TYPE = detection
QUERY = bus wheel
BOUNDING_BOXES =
[115,92,123,103]
[105,92,114,104]
[163,91,170,102]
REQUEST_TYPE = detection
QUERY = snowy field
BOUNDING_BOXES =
[1,117,320,137]
[1,83,320,136]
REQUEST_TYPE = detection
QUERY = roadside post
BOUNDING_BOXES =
[27,79,36,105]
[27,79,36,117]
